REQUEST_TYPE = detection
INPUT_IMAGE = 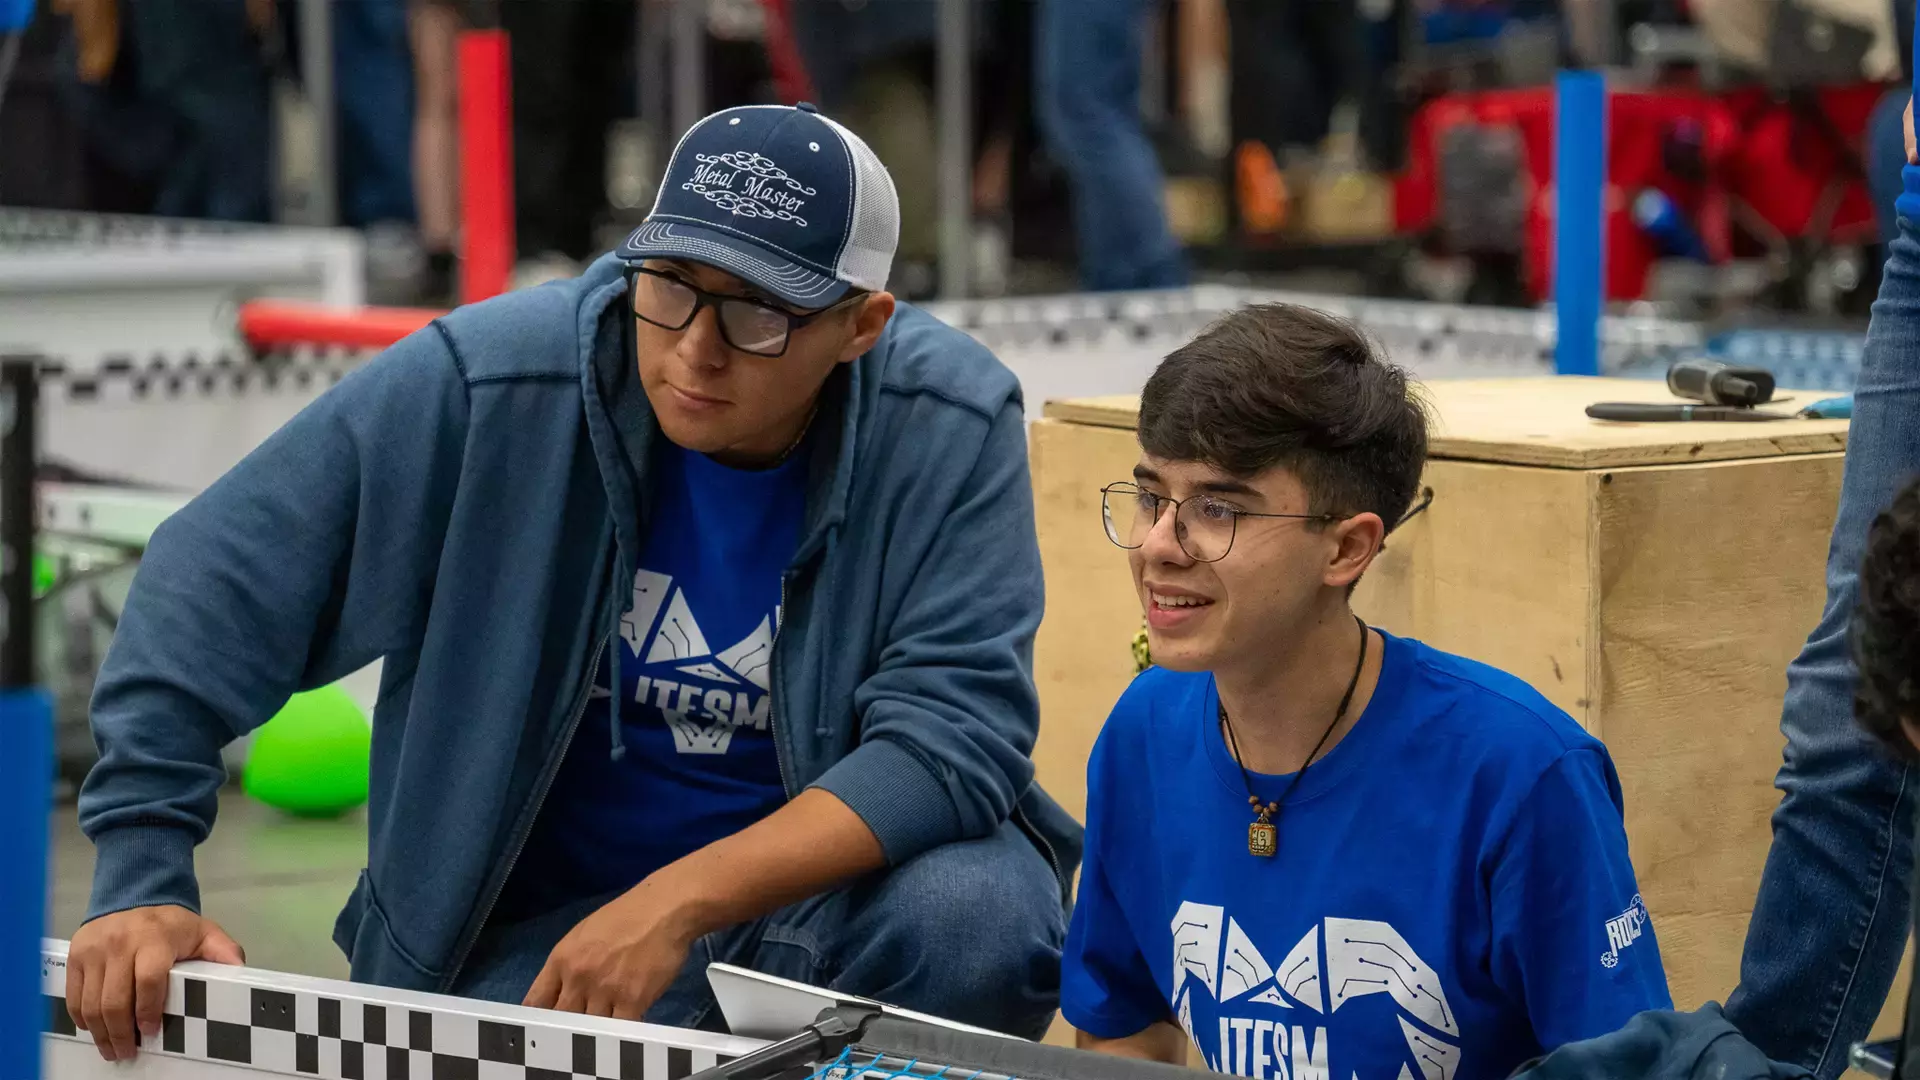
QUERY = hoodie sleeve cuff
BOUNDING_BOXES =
[810,738,965,866]
[85,824,201,923]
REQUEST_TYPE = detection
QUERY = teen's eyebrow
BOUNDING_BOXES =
[1194,478,1261,498]
[1131,464,1261,499]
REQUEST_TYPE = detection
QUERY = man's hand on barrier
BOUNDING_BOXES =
[67,905,246,1062]
[523,878,699,1022]
[524,789,887,1021]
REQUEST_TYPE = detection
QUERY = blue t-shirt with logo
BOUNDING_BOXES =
[1061,631,1671,1080]
[506,438,802,918]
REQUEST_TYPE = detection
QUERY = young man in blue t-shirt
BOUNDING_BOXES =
[1062,305,1672,1079]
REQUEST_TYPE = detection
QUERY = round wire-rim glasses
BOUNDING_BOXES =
[1099,482,1339,563]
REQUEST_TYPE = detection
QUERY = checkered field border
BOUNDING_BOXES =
[41,947,754,1080]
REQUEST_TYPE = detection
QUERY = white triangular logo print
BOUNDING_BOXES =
[1400,1016,1461,1080]
[676,662,738,684]
[646,589,711,664]
[621,570,671,655]
[1220,918,1276,1002]
[1170,902,1225,1000]
[718,616,774,691]
[1278,925,1324,1014]
[1248,987,1290,1009]
[663,709,732,754]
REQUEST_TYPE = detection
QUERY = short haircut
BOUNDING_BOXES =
[1854,474,1920,761]
[1137,303,1430,530]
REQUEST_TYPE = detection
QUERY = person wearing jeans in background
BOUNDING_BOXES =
[1725,73,1920,1078]
[1033,0,1188,293]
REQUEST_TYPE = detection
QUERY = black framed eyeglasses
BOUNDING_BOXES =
[625,266,863,358]
[1100,482,1338,563]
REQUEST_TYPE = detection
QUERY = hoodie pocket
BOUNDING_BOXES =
[333,870,442,987]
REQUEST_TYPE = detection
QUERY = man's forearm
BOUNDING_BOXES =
[646,788,888,938]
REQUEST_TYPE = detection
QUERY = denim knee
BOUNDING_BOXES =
[834,826,1067,1039]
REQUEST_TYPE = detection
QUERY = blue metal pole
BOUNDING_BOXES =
[0,356,47,1080]
[1554,70,1607,377]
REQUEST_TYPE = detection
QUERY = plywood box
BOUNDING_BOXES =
[1030,376,1909,1032]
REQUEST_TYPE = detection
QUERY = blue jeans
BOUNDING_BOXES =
[124,0,273,222]
[1033,0,1189,293]
[330,0,416,227]
[450,821,1067,1041]
[1723,217,1920,1077]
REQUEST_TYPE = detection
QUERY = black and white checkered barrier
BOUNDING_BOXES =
[923,285,1705,376]
[0,209,273,251]
[32,352,358,403]
[39,939,763,1080]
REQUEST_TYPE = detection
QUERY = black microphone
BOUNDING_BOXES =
[1666,359,1775,407]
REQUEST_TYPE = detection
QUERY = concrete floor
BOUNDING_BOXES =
[47,787,366,980]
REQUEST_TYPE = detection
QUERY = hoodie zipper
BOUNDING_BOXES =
[440,620,614,993]
[769,572,794,799]
[1016,804,1067,902]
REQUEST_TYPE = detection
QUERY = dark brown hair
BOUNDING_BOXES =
[1137,303,1429,530]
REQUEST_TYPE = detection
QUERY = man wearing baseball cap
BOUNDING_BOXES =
[65,102,1081,1060]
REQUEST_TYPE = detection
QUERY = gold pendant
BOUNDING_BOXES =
[1248,821,1277,858]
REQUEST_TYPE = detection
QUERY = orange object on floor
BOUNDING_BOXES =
[1235,140,1291,236]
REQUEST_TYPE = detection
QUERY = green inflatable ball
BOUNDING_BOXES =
[243,685,371,818]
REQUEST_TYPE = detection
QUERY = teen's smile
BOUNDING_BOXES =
[1143,581,1216,630]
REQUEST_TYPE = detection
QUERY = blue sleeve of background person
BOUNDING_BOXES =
[1899,14,1920,224]
[1489,748,1674,1050]
[76,325,472,922]
[1060,711,1169,1040]
[814,390,1048,864]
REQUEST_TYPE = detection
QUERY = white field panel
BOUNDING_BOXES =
[0,210,365,374]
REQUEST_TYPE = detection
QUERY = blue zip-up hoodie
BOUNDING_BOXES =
[75,254,1084,994]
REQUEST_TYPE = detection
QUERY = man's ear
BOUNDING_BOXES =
[838,292,897,364]
[1324,512,1387,591]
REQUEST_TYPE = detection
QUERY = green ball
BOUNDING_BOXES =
[243,685,371,818]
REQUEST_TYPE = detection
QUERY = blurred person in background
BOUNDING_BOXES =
[1222,0,1355,238]
[408,0,462,305]
[1723,83,1920,1078]
[785,0,944,298]
[54,0,274,222]
[327,0,424,296]
[1033,0,1188,293]
[503,0,630,288]
[784,0,1026,298]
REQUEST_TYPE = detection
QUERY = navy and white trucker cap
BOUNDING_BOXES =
[617,102,901,309]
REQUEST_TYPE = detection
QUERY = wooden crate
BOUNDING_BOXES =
[1031,376,1908,1032]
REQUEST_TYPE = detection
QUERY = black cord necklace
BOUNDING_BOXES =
[1220,615,1369,858]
